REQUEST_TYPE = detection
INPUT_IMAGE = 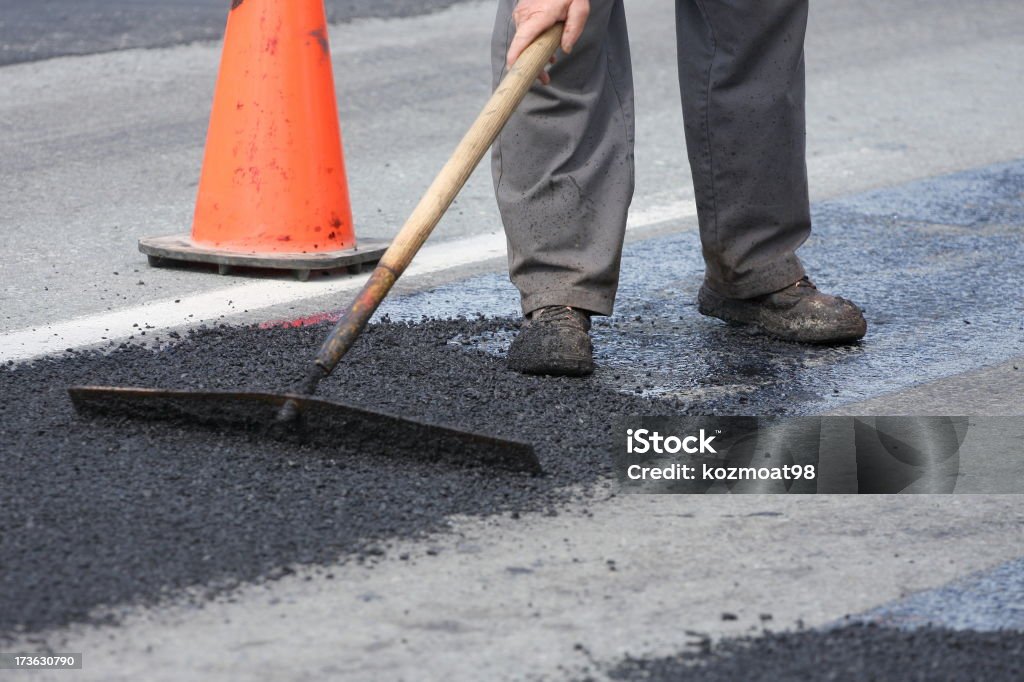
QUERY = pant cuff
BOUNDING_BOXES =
[520,288,616,317]
[703,255,806,300]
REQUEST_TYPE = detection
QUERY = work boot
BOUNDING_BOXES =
[697,276,867,344]
[507,306,594,376]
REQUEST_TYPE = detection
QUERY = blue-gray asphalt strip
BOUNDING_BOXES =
[383,158,1024,414]
[857,556,1024,632]
[0,0,470,66]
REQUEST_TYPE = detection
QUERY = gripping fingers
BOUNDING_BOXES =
[507,1,588,83]
[561,0,589,53]
[507,7,560,66]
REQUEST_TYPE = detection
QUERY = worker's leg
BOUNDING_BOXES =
[491,0,634,317]
[675,0,810,299]
[676,0,866,343]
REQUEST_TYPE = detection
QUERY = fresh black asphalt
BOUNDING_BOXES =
[0,317,663,636]
[601,625,1024,682]
[601,557,1024,680]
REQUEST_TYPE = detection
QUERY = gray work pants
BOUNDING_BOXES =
[491,0,810,316]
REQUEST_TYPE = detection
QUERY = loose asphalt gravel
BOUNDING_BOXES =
[601,624,1024,682]
[0,317,668,636]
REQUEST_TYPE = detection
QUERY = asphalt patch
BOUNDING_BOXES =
[601,624,1024,681]
[0,317,665,637]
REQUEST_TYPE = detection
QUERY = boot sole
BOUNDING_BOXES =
[508,355,594,377]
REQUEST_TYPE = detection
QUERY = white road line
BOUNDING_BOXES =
[0,200,696,362]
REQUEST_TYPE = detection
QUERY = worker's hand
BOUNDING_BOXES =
[507,0,590,85]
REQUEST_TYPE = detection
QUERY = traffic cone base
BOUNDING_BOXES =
[139,235,389,281]
[140,0,384,280]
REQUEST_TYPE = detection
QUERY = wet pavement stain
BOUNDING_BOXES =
[1,160,1022,636]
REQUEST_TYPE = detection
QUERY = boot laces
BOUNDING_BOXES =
[530,306,589,330]
[794,276,817,290]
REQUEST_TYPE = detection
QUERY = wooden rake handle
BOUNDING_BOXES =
[306,23,565,383]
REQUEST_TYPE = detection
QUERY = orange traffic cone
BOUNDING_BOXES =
[139,0,386,281]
